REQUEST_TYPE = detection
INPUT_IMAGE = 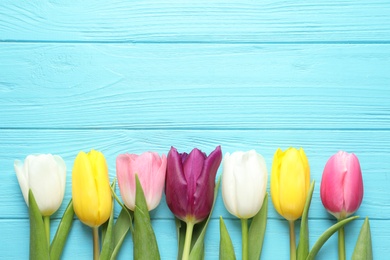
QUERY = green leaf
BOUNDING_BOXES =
[133,174,160,260]
[306,216,359,260]
[110,179,134,234]
[189,176,221,260]
[100,180,116,260]
[297,181,315,260]
[49,199,75,260]
[176,218,186,260]
[219,216,236,260]
[110,208,133,260]
[248,192,268,260]
[28,189,50,260]
[189,219,206,259]
[352,217,373,260]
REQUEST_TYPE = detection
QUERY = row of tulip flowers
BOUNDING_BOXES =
[14,146,372,260]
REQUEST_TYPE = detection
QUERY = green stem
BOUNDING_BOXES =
[289,221,296,260]
[338,225,346,260]
[241,218,248,260]
[43,216,50,248]
[182,221,195,260]
[93,227,99,260]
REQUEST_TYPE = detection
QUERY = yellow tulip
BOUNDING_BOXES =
[72,150,112,227]
[271,147,310,221]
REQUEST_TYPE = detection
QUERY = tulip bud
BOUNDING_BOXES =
[72,150,112,227]
[320,151,363,219]
[222,150,268,219]
[116,152,167,211]
[165,146,222,223]
[14,154,66,216]
[271,147,310,221]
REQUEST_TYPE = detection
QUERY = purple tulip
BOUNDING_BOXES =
[165,146,222,223]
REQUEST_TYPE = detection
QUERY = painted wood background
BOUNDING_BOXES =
[1,0,389,259]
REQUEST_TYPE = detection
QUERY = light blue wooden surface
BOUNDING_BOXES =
[1,1,389,259]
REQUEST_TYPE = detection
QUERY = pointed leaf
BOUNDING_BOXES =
[352,217,373,260]
[110,208,133,260]
[189,176,221,260]
[219,216,236,260]
[50,199,74,260]
[28,189,50,260]
[100,181,116,260]
[133,174,160,259]
[176,218,186,260]
[190,219,206,259]
[297,181,315,260]
[110,180,134,233]
[248,193,268,260]
[306,216,359,260]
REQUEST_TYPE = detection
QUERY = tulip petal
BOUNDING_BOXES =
[73,152,99,226]
[28,155,64,216]
[222,150,267,219]
[53,155,67,204]
[270,148,283,216]
[343,153,363,215]
[183,148,206,218]
[234,151,263,218]
[133,153,153,205]
[72,151,112,227]
[14,159,29,206]
[240,152,267,218]
[193,146,222,221]
[116,154,136,210]
[89,150,112,226]
[320,152,350,218]
[272,148,310,221]
[166,147,188,220]
[222,152,238,217]
[148,153,167,211]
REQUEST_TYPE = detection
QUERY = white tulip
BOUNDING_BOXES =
[222,150,268,219]
[14,154,66,216]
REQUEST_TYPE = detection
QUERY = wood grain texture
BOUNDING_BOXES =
[1,44,389,130]
[1,0,389,259]
[0,0,389,43]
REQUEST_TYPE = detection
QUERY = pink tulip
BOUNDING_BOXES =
[165,146,222,223]
[116,152,167,211]
[320,151,364,219]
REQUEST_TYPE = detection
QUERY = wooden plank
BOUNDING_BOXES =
[1,43,389,130]
[0,1,389,43]
[2,129,389,220]
[0,218,387,259]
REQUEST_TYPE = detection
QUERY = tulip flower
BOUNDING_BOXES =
[271,147,310,260]
[116,151,167,211]
[72,150,112,260]
[14,154,66,216]
[320,151,363,260]
[165,146,222,260]
[221,150,268,260]
[320,151,363,219]
[14,154,66,247]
